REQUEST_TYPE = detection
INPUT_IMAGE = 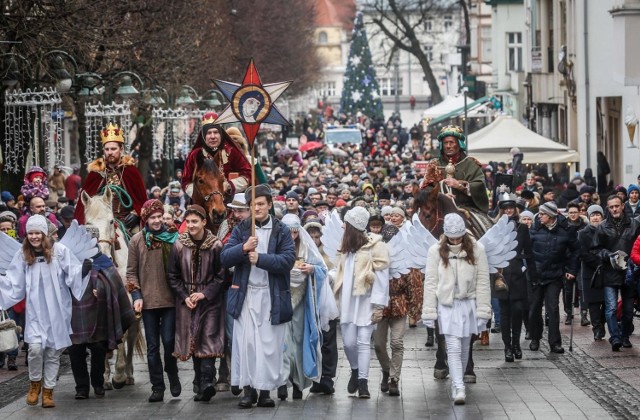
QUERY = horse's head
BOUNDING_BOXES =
[413,184,441,231]
[193,158,227,225]
[81,188,116,257]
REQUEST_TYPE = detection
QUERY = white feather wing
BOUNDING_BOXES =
[478,215,518,273]
[404,213,439,274]
[387,227,413,279]
[0,232,21,275]
[321,209,344,266]
[58,220,99,262]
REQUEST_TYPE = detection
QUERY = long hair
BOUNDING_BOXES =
[22,233,53,265]
[438,233,475,268]
[339,222,369,254]
[495,206,520,222]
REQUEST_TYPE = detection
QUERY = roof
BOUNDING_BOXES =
[425,95,491,122]
[315,0,355,30]
[467,115,579,163]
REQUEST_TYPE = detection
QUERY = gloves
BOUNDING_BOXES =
[124,213,141,229]
[81,259,93,277]
[477,318,488,333]
[371,307,384,324]
[424,320,435,329]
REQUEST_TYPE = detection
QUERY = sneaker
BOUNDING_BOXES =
[388,378,400,396]
[380,371,389,393]
[357,379,370,399]
[612,340,622,352]
[453,387,466,405]
[623,337,633,348]
[347,369,359,394]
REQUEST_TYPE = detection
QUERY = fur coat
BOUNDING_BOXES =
[333,233,389,297]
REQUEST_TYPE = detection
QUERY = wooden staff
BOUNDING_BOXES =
[251,143,256,236]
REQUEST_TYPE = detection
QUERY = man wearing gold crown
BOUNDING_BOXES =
[181,112,252,198]
[74,122,148,227]
[435,125,489,214]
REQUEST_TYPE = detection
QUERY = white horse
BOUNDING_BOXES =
[81,187,144,389]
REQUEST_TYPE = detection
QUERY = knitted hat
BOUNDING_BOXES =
[520,210,534,220]
[587,205,604,217]
[26,214,48,235]
[344,206,370,232]
[26,166,46,182]
[443,213,466,238]
[381,205,393,216]
[281,214,302,230]
[390,207,405,217]
[150,186,161,193]
[581,186,596,194]
[59,205,75,221]
[628,184,640,195]
[141,199,165,223]
[378,189,391,200]
[335,198,347,208]
[1,191,14,202]
[227,193,250,209]
[285,190,300,202]
[0,210,17,222]
[538,201,558,218]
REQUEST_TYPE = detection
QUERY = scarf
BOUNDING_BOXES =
[144,224,179,271]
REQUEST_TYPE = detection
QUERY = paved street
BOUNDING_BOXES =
[1,320,639,419]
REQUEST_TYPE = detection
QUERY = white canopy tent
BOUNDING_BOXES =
[467,115,579,164]
[423,96,467,118]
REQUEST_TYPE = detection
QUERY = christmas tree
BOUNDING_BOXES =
[340,11,384,120]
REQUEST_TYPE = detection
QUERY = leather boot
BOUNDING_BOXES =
[425,328,435,347]
[26,380,42,406]
[238,386,257,409]
[7,355,17,371]
[480,331,490,346]
[42,388,55,408]
[277,385,288,400]
[581,310,591,326]
[504,346,514,362]
[380,371,389,393]
[388,378,400,396]
[513,341,523,360]
[357,379,370,399]
[347,369,359,394]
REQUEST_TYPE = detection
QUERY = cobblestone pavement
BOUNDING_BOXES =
[1,319,639,419]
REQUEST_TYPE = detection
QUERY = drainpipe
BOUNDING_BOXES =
[583,0,591,169]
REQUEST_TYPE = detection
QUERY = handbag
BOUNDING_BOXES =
[0,310,18,353]
[590,265,604,290]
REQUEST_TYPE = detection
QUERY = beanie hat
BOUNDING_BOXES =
[26,214,48,235]
[390,207,405,217]
[443,213,466,239]
[587,205,604,217]
[538,201,558,218]
[141,199,165,223]
[615,185,628,195]
[1,191,14,202]
[281,214,302,230]
[59,205,75,221]
[628,184,640,195]
[286,191,300,202]
[520,210,534,220]
[335,198,347,208]
[381,205,393,216]
[344,206,370,232]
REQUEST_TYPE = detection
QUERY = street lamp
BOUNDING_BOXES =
[200,89,224,110]
[176,85,197,107]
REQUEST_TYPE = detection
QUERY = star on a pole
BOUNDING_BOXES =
[212,58,292,148]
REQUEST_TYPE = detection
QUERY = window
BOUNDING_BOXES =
[480,26,492,60]
[379,77,403,96]
[424,45,433,62]
[318,31,328,44]
[316,81,336,97]
[444,15,453,31]
[425,19,433,32]
[507,32,523,72]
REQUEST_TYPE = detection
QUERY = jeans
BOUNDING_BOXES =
[373,316,407,380]
[341,323,375,379]
[141,307,178,391]
[28,343,63,389]
[499,299,524,347]
[529,279,562,347]
[491,297,501,327]
[603,285,635,344]
[69,341,108,393]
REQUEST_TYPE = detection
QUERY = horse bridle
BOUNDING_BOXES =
[194,179,224,203]
[96,220,120,267]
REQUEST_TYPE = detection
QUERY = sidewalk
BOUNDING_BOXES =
[0,319,632,420]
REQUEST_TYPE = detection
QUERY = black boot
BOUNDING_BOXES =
[513,340,523,360]
[148,390,164,403]
[257,390,275,407]
[380,371,389,393]
[277,385,287,401]
[195,361,216,402]
[238,386,257,409]
[581,310,591,326]
[357,379,370,399]
[425,328,435,347]
[504,346,514,362]
[347,369,359,394]
[292,384,303,400]
[168,373,181,398]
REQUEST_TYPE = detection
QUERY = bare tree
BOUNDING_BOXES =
[365,0,461,105]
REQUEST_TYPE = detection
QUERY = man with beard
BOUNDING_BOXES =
[74,122,147,228]
[181,112,252,198]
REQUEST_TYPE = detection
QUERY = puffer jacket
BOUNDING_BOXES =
[530,215,579,285]
[592,215,640,288]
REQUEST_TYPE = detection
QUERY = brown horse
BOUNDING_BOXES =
[191,155,227,234]
[413,161,494,383]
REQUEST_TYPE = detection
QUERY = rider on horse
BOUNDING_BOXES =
[74,122,147,229]
[181,113,253,200]
[435,125,489,215]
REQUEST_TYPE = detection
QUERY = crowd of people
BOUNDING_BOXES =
[1,110,640,410]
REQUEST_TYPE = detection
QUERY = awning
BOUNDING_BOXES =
[428,95,491,125]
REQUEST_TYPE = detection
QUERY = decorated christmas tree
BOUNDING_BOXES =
[340,11,384,120]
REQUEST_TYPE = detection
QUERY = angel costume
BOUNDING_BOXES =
[0,221,88,390]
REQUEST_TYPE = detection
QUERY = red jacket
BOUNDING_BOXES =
[65,173,82,201]
[630,235,640,266]
[182,142,252,195]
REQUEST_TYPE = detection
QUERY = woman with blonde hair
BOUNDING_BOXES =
[422,213,490,405]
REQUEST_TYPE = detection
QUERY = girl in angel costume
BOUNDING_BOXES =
[333,206,389,399]
[0,215,90,408]
[277,214,337,400]
[422,213,491,405]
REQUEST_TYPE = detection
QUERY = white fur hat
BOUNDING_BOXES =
[344,206,370,232]
[443,213,466,239]
[381,205,393,216]
[26,214,48,235]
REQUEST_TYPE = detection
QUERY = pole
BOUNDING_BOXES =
[463,88,468,138]
[569,280,576,352]
[251,143,256,237]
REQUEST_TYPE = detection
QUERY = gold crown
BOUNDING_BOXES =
[202,112,218,126]
[100,122,125,145]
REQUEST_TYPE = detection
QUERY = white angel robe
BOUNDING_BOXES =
[0,243,87,350]
[339,253,389,326]
[231,221,287,390]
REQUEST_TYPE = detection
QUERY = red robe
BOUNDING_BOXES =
[74,155,147,225]
[181,142,252,196]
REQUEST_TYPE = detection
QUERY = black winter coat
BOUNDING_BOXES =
[496,220,537,301]
[530,215,579,285]
[592,215,640,288]
[577,224,604,304]
[624,201,640,219]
